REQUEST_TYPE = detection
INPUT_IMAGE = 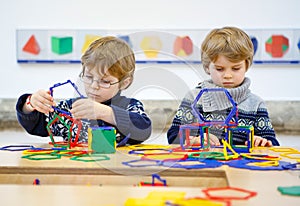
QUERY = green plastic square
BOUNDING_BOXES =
[51,36,73,54]
[91,127,116,154]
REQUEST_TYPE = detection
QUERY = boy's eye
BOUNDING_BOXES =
[85,75,93,80]
[101,79,111,84]
[232,67,241,70]
[215,67,223,71]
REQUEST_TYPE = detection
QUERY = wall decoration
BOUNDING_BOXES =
[16,29,300,64]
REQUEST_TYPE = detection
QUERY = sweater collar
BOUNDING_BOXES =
[199,77,251,112]
[102,91,122,105]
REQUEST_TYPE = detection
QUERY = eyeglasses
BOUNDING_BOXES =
[79,73,121,89]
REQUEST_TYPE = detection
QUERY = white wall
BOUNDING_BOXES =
[1,0,300,100]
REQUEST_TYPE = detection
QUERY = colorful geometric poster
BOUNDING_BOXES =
[17,29,300,64]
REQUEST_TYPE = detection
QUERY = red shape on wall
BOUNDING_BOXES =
[265,35,289,58]
[22,35,40,55]
[173,36,193,57]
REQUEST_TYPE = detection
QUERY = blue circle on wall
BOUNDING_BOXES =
[251,36,258,55]
[297,38,300,51]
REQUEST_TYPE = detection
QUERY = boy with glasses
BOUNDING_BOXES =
[16,36,152,145]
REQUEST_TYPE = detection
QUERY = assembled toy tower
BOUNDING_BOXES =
[179,88,254,153]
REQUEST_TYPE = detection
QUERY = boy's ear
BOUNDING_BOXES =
[120,77,132,90]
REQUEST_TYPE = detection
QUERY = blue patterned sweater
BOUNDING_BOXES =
[16,92,152,145]
[167,78,279,146]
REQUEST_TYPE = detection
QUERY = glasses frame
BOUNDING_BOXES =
[79,72,121,89]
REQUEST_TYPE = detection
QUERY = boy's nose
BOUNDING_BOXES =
[90,80,100,89]
[224,72,232,78]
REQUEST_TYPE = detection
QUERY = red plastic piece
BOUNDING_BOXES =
[22,35,40,55]
[202,186,257,201]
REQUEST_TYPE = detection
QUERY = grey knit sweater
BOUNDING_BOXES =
[167,78,279,146]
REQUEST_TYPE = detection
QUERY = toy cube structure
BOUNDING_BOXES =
[51,36,73,55]
[88,126,116,154]
[225,125,254,153]
[179,123,210,150]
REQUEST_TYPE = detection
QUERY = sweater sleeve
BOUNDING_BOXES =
[167,91,197,144]
[254,102,280,146]
[15,94,49,136]
[111,99,151,143]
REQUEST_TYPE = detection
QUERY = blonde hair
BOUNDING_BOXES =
[201,26,254,74]
[81,36,135,88]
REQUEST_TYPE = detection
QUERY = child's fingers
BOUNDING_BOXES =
[31,90,55,114]
[34,90,55,106]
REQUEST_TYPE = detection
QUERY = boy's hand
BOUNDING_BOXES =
[204,133,221,146]
[23,90,55,114]
[71,98,100,120]
[71,99,116,125]
[245,135,273,147]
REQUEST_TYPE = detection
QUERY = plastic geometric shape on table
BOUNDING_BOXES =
[49,79,85,116]
[179,123,211,150]
[47,80,85,148]
[225,125,254,153]
[88,126,117,154]
[179,88,240,151]
[191,88,238,127]
[202,186,257,201]
[46,113,82,148]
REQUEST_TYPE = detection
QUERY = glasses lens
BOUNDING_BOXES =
[99,80,110,88]
[81,76,92,84]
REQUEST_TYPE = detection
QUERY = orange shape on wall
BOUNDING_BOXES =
[173,36,193,57]
[22,35,40,55]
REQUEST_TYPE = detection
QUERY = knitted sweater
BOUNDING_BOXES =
[16,92,152,145]
[167,78,279,146]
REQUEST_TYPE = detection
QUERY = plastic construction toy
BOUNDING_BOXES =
[46,80,85,148]
[277,186,300,196]
[138,174,167,187]
[179,88,254,153]
[88,126,116,154]
[192,88,238,127]
[46,113,82,148]
[0,145,35,151]
[225,125,254,153]
[202,186,257,201]
[49,79,85,116]
[179,123,210,150]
